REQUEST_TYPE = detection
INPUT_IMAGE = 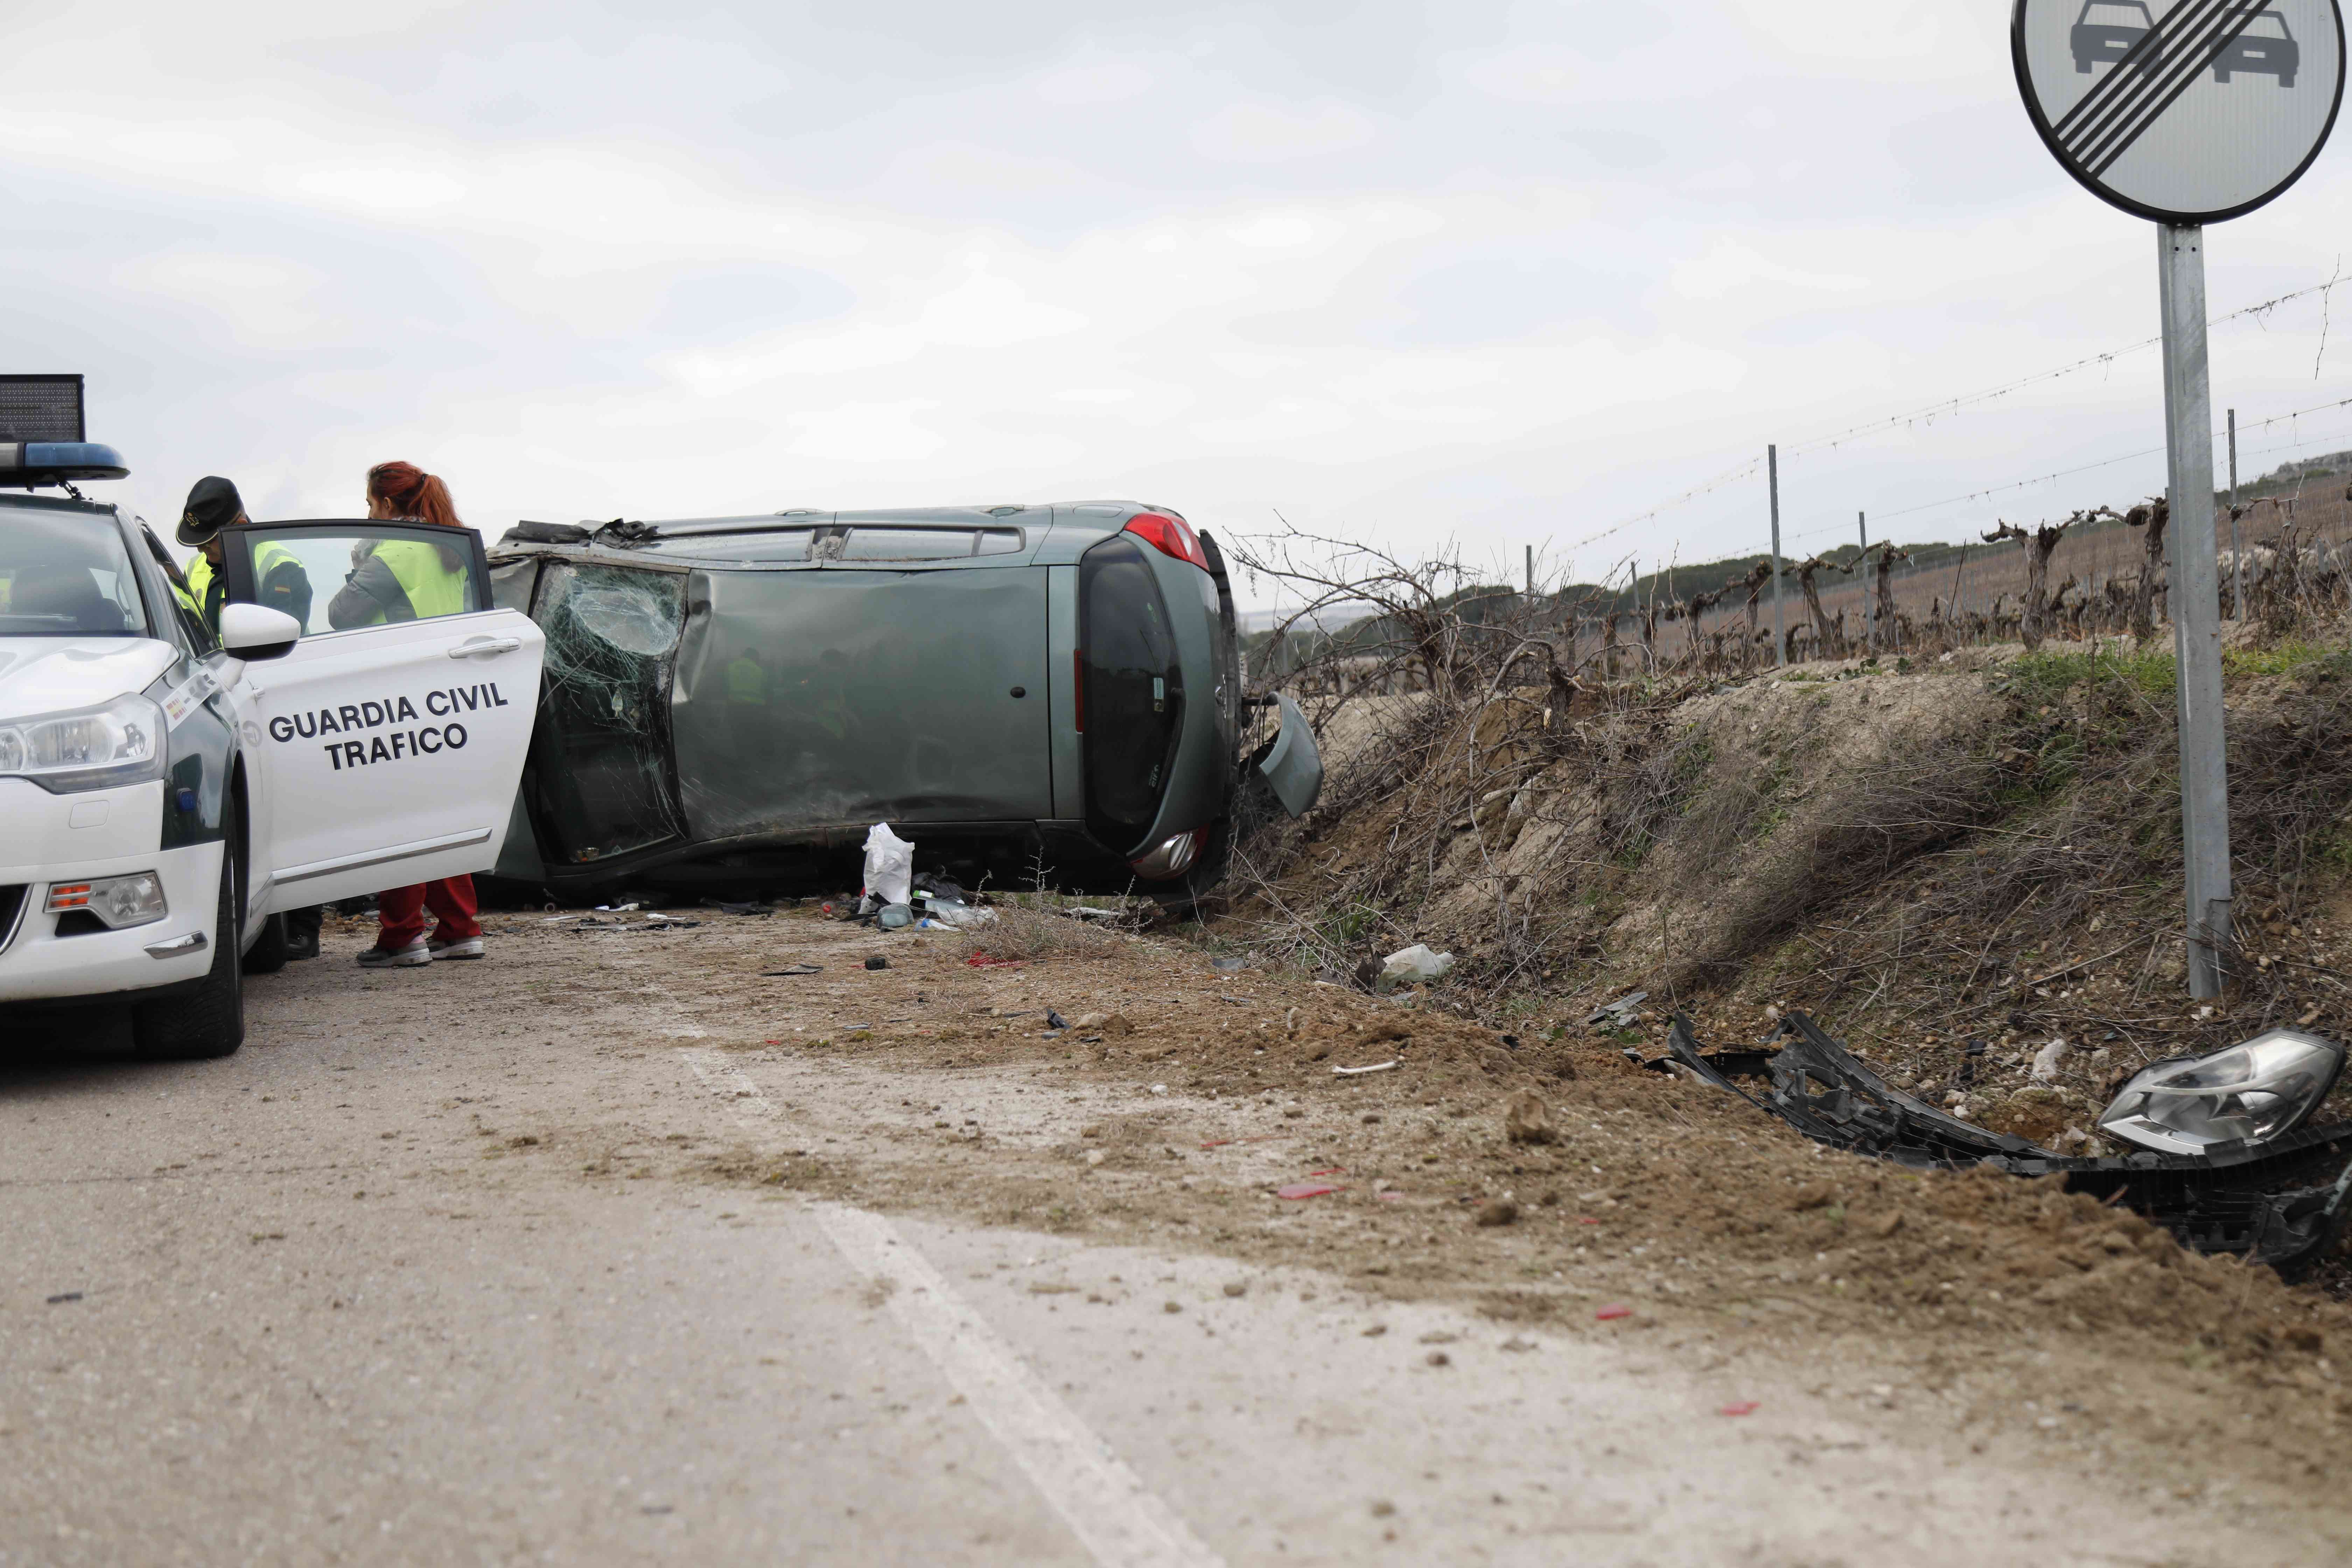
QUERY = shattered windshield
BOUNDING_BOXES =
[0,507,149,637]
[528,562,690,863]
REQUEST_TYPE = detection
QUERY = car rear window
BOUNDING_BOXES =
[1078,534,1183,850]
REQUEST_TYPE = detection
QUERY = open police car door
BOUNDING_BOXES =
[219,521,545,911]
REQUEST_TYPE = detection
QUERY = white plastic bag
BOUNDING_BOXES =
[861,823,915,907]
[1377,943,1455,993]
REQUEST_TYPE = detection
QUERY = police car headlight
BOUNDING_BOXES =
[46,872,168,929]
[0,694,167,793]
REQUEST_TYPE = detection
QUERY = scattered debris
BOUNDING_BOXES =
[1277,1182,1343,1200]
[1719,1401,1759,1417]
[45,1292,82,1304]
[862,822,915,908]
[1473,1199,1519,1227]
[1222,1280,1247,1297]
[1662,1011,2352,1280]
[965,953,1026,968]
[1585,991,1649,1029]
[761,964,822,977]
[1502,1090,1559,1146]
[1377,944,1455,993]
[1595,1304,1631,1321]
[2029,1036,2071,1084]
[1333,1060,1399,1077]
[864,956,889,971]
[1047,1010,1069,1031]
[1212,955,1248,973]
[714,901,770,917]
[1424,1351,1451,1367]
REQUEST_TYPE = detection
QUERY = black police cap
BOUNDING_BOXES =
[176,475,245,547]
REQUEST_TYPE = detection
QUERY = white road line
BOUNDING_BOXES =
[681,1050,1226,1568]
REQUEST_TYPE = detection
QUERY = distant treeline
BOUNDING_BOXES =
[1241,448,2351,660]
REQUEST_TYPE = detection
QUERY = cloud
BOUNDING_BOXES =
[1,0,2346,588]
[1190,101,1378,163]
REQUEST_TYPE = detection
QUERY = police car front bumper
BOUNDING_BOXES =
[0,779,220,1004]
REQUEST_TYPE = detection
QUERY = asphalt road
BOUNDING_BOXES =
[0,926,2319,1566]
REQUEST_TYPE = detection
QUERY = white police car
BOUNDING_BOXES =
[0,385,545,1058]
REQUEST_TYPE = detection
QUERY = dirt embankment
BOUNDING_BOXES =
[1241,633,2352,1158]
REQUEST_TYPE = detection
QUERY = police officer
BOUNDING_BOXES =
[344,461,488,968]
[327,464,470,629]
[176,476,323,962]
[177,476,314,634]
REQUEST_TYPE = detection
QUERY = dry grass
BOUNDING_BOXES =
[954,895,1140,964]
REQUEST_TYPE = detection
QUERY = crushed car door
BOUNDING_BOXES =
[222,522,546,910]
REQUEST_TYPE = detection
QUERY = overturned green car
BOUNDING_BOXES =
[483,502,1320,903]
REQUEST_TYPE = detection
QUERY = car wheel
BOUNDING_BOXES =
[241,911,291,974]
[132,811,246,1060]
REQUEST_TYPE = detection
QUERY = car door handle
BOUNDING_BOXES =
[447,636,523,659]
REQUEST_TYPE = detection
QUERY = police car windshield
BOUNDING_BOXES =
[0,507,150,638]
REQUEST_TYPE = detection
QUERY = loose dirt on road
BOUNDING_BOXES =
[388,899,2352,1550]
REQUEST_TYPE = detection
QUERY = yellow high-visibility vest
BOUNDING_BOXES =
[360,538,469,622]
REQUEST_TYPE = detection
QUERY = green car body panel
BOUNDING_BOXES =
[485,502,1318,900]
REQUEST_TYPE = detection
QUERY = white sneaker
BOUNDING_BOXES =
[357,938,433,968]
[428,933,485,960]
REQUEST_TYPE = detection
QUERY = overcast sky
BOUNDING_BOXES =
[9,1,2350,593]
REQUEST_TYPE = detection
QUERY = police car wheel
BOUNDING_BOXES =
[132,810,246,1060]
[241,912,291,975]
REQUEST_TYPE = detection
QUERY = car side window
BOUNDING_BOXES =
[233,525,485,635]
[137,524,217,656]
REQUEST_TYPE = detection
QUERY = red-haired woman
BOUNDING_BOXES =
[348,461,489,968]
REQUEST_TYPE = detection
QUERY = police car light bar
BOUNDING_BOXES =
[0,441,128,485]
[0,374,86,442]
[0,377,123,486]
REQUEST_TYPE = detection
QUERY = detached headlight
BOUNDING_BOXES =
[2097,1029,2346,1155]
[0,694,166,793]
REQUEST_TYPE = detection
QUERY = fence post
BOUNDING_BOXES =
[1857,511,1871,651]
[1768,444,1787,667]
[2227,407,2242,620]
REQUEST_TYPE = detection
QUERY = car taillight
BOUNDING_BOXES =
[1123,512,1209,572]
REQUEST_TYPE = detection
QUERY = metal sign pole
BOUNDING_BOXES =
[2227,407,2242,619]
[1767,444,1786,667]
[2158,223,2233,999]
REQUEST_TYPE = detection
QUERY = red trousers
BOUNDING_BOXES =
[376,876,480,948]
